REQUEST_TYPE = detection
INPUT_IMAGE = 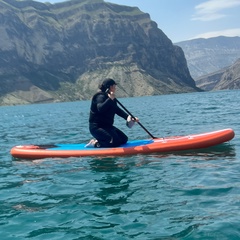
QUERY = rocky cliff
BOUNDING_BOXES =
[196,58,240,91]
[176,36,240,79]
[0,0,198,106]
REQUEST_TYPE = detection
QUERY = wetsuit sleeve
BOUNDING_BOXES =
[93,92,128,120]
[95,94,115,113]
[115,105,128,120]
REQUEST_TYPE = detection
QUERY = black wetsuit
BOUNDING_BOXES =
[89,91,128,147]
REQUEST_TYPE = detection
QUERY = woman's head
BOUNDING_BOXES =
[99,78,117,92]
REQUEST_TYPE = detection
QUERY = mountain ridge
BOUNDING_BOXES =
[0,0,199,106]
[176,36,240,79]
[196,58,240,91]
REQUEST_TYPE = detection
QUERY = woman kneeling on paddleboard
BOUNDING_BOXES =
[86,78,138,148]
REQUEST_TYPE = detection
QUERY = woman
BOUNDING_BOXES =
[86,78,137,148]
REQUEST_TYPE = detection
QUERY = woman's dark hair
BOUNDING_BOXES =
[99,78,117,92]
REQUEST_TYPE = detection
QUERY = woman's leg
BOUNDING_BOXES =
[111,126,128,146]
[90,127,113,147]
[90,126,128,147]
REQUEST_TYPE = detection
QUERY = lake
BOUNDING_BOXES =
[0,90,239,239]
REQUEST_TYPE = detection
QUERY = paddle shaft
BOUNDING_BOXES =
[115,98,156,139]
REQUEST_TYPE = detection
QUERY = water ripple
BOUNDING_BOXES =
[0,90,240,239]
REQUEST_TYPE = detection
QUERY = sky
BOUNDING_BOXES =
[37,0,240,43]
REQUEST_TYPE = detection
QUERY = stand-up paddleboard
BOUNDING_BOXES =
[10,128,235,160]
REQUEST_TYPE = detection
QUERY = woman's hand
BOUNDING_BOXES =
[126,115,139,128]
[133,117,139,122]
[108,91,115,100]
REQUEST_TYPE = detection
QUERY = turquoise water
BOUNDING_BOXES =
[0,90,239,239]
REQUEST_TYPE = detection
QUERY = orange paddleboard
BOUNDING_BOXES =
[10,128,235,160]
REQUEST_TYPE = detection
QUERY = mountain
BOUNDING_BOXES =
[176,36,240,79]
[0,0,198,106]
[196,58,240,91]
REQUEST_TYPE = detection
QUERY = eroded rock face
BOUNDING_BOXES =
[0,0,197,105]
[176,36,240,80]
[195,58,240,91]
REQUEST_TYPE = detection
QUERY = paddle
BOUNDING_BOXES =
[115,98,156,139]
[106,87,156,138]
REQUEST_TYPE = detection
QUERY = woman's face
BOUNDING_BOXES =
[109,84,116,93]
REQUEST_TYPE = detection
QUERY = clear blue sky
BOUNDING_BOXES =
[37,0,240,43]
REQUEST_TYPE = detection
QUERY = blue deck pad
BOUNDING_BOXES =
[121,139,154,147]
[49,139,154,151]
